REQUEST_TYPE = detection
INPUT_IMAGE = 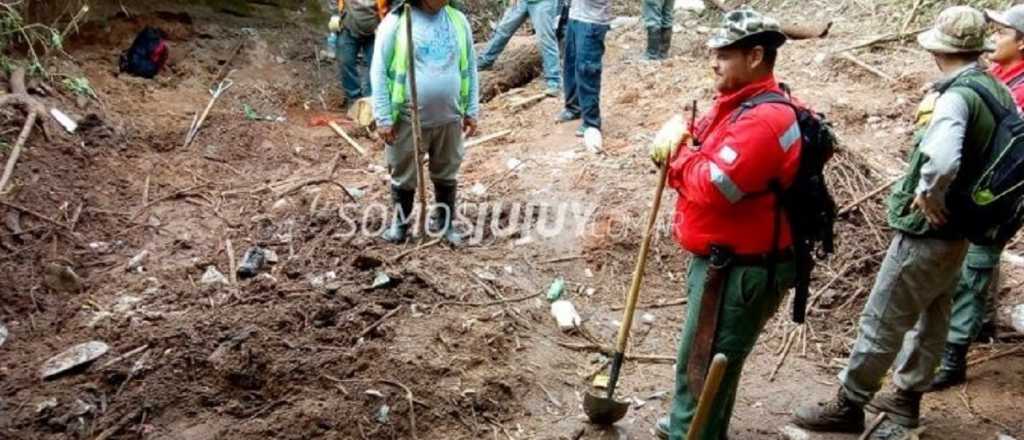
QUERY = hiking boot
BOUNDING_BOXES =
[792,387,865,433]
[865,387,921,428]
[555,109,580,123]
[643,26,662,60]
[660,27,673,59]
[655,415,670,439]
[867,418,913,440]
[928,342,968,392]
[381,186,415,244]
[430,180,464,247]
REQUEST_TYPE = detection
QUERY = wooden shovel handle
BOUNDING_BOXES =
[613,162,669,352]
[686,354,728,440]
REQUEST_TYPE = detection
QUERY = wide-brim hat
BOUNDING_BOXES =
[918,6,994,53]
[985,5,1024,35]
[707,7,787,50]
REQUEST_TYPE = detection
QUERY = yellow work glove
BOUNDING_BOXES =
[329,15,342,32]
[649,114,690,165]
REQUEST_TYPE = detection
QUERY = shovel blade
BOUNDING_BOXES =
[583,392,630,425]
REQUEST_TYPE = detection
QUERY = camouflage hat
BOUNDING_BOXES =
[918,6,995,53]
[986,5,1024,35]
[707,7,787,50]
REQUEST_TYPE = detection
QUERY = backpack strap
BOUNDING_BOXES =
[956,81,1012,124]
[730,91,795,123]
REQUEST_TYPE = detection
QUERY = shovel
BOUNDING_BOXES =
[584,161,669,425]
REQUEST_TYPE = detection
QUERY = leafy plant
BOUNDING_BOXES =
[61,76,96,99]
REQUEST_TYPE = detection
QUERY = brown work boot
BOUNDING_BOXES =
[792,387,865,433]
[865,387,921,428]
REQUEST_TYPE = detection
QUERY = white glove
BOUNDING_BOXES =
[329,15,341,32]
[649,114,689,165]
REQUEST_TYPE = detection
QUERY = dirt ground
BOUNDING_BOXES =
[1,1,1022,439]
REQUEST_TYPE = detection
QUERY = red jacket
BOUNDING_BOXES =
[668,75,802,256]
[990,61,1024,110]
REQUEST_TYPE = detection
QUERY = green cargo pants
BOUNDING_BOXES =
[385,119,465,191]
[642,0,676,29]
[667,256,796,440]
[947,244,1002,345]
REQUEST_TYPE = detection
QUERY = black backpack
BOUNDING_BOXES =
[734,86,838,323]
[945,81,1024,246]
[119,27,169,79]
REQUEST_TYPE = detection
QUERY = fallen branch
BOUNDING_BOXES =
[858,412,888,440]
[184,77,234,149]
[98,345,149,370]
[510,93,547,110]
[838,175,903,215]
[832,27,929,54]
[389,238,442,263]
[611,297,687,311]
[465,130,513,149]
[555,341,675,363]
[900,0,924,34]
[328,121,368,157]
[0,200,67,230]
[967,345,1024,367]
[336,378,423,440]
[226,239,237,285]
[276,177,356,202]
[92,409,141,440]
[840,53,896,82]
[430,292,541,309]
[131,183,210,221]
[0,68,48,194]
[359,305,404,339]
[768,325,801,382]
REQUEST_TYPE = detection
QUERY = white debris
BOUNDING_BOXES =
[609,16,640,30]
[550,300,582,331]
[40,341,109,379]
[674,0,705,11]
[584,127,603,153]
[113,295,142,314]
[309,271,337,289]
[0,321,7,347]
[641,313,656,325]
[264,249,280,264]
[50,108,78,133]
[126,250,149,272]
[505,158,523,170]
[200,266,228,285]
[470,182,487,196]
[364,389,385,398]
[813,53,828,64]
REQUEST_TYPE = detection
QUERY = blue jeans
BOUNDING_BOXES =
[642,0,675,28]
[336,28,374,103]
[478,0,562,89]
[563,19,608,130]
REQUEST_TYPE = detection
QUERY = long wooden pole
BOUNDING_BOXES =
[405,4,428,239]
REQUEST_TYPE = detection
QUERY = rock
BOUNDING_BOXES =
[547,277,566,302]
[469,182,487,196]
[88,241,110,253]
[113,295,142,313]
[310,271,337,289]
[237,247,267,280]
[271,198,292,213]
[126,250,149,272]
[813,53,827,64]
[779,425,811,440]
[370,272,395,290]
[200,266,228,285]
[505,158,523,170]
[264,249,280,264]
[44,264,82,293]
[0,321,7,347]
[36,398,58,413]
[40,341,109,379]
[997,434,1018,440]
[641,313,656,325]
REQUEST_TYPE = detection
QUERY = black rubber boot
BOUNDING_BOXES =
[928,342,969,392]
[381,186,415,244]
[792,387,865,433]
[866,387,922,428]
[430,181,464,247]
[660,27,673,59]
[643,26,661,60]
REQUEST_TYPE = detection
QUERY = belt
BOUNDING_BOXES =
[703,247,794,267]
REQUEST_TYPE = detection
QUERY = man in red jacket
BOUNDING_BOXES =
[648,8,800,440]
